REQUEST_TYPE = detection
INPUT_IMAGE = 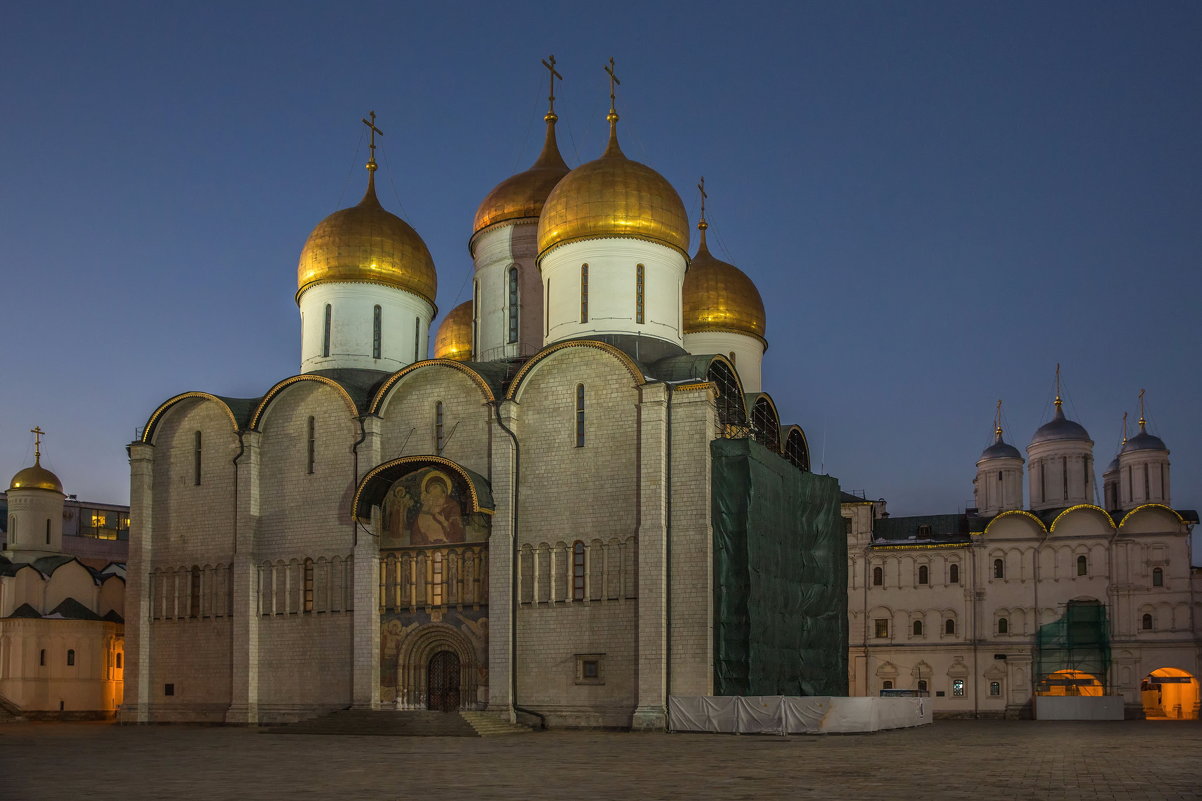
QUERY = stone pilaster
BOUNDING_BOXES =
[351,516,381,709]
[486,400,516,719]
[119,442,154,723]
[632,382,668,730]
[226,431,260,724]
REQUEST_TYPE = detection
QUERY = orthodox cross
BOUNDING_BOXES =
[698,176,708,224]
[1121,411,1129,445]
[605,57,620,115]
[1054,363,1062,407]
[1138,388,1146,429]
[542,55,562,116]
[994,399,1003,437]
[30,425,44,460]
[361,111,384,165]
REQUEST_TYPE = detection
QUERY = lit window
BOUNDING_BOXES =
[430,551,444,606]
[918,565,928,585]
[998,617,1009,634]
[573,541,586,601]
[989,681,1001,697]
[1152,567,1163,587]
[508,267,519,343]
[1076,555,1087,576]
[575,384,585,448]
[945,618,956,635]
[913,620,923,636]
[872,566,883,586]
[635,264,645,324]
[372,305,382,359]
[952,679,966,697]
[949,563,960,584]
[580,264,589,323]
[993,558,1004,579]
[874,619,889,638]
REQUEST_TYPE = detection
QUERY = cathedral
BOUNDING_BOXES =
[845,389,1201,719]
[121,63,845,729]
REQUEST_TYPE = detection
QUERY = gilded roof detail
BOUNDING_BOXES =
[682,230,765,339]
[473,117,570,236]
[433,301,474,361]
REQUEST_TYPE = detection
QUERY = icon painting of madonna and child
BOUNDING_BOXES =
[380,467,489,548]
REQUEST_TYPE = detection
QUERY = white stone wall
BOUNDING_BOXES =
[4,487,64,557]
[973,456,1024,515]
[1117,450,1171,510]
[682,332,764,393]
[299,282,433,373]
[471,222,544,360]
[1027,439,1095,511]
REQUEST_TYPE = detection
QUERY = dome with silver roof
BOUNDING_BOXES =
[1030,402,1091,445]
[979,429,1022,461]
[1121,425,1168,453]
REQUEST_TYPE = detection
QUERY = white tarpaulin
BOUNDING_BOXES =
[668,696,931,734]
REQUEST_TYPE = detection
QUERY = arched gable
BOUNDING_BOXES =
[141,392,240,444]
[354,456,494,522]
[371,360,495,415]
[249,374,359,430]
[746,393,781,452]
[45,559,98,614]
[505,340,644,402]
[1049,504,1116,534]
[780,424,810,471]
[1118,504,1186,531]
[983,510,1047,538]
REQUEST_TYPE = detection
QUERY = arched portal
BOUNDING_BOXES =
[391,623,481,711]
[1141,667,1200,720]
[427,650,462,712]
[1036,669,1103,697]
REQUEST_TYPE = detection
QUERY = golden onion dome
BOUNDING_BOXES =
[9,456,64,494]
[472,114,570,241]
[297,169,437,306]
[683,223,766,340]
[537,116,690,259]
[433,300,473,361]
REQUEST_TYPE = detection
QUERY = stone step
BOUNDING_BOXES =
[459,711,533,736]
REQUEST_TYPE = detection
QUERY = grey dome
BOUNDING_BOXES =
[1121,429,1168,453]
[1103,456,1119,475]
[1030,404,1090,445]
[980,432,1022,461]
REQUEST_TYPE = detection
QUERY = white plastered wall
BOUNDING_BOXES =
[682,331,765,393]
[299,282,434,373]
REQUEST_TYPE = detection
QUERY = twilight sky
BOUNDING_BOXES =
[2,2,1199,534]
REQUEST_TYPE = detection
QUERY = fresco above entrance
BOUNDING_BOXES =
[381,467,490,548]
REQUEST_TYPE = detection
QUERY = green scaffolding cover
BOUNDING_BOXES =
[711,438,848,696]
[1035,599,1111,691]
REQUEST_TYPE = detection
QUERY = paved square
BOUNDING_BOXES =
[1,720,1199,801]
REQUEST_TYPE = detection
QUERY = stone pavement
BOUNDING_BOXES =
[1,719,1200,801]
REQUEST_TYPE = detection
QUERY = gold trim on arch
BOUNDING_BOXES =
[504,340,645,401]
[141,392,240,443]
[1118,503,1186,528]
[1049,504,1116,533]
[352,455,494,522]
[982,509,1048,536]
[370,359,496,415]
[249,375,359,429]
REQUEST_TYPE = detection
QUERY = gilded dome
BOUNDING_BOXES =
[683,226,765,340]
[9,457,63,494]
[473,115,570,240]
[537,120,689,258]
[433,300,473,361]
[297,171,437,306]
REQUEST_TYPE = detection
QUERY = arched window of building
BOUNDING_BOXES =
[544,279,550,337]
[189,565,201,618]
[67,649,75,667]
[917,679,928,693]
[949,563,960,584]
[1152,567,1164,587]
[918,565,929,585]
[872,566,883,586]
[372,305,382,359]
[39,649,45,667]
[1142,613,1154,630]
[8,515,14,544]
[580,264,589,323]
[635,264,645,324]
[573,541,586,601]
[193,431,203,486]
[912,620,923,636]
[998,617,1009,634]
[945,618,956,635]
[882,680,893,690]
[993,558,1004,579]
[508,266,519,343]
[989,681,1001,697]
[435,401,445,454]
[1076,555,1087,576]
[322,304,332,357]
[116,653,122,669]
[575,385,585,448]
[306,416,316,474]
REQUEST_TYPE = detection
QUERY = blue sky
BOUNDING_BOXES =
[2,2,1199,539]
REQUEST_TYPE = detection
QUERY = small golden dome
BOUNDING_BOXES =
[473,115,570,240]
[9,457,64,494]
[297,171,437,306]
[433,300,473,361]
[537,120,689,258]
[683,226,766,340]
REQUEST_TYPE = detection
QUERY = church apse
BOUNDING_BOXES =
[369,464,491,710]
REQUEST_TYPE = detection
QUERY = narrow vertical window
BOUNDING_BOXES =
[435,401,445,454]
[872,566,883,586]
[1152,567,1163,587]
[1143,464,1150,500]
[45,518,51,545]
[945,618,956,635]
[949,564,960,584]
[575,384,585,448]
[912,620,923,636]
[372,305,382,359]
[413,317,420,362]
[1125,467,1132,501]
[322,304,332,357]
[1076,554,1087,576]
[67,649,75,667]
[1142,613,1153,630]
[1062,456,1069,497]
[635,264,645,324]
[472,280,479,354]
[993,559,1004,579]
[918,565,929,585]
[573,541,586,600]
[545,279,551,337]
[303,558,315,613]
[193,431,202,486]
[306,416,316,474]
[39,649,46,667]
[580,264,589,323]
[998,617,1009,634]
[508,267,519,344]
[1039,461,1047,502]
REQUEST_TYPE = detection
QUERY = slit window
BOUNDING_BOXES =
[372,305,382,359]
[1142,613,1153,630]
[912,620,923,636]
[635,264,645,324]
[993,558,1004,579]
[950,564,960,584]
[545,279,550,336]
[508,267,519,343]
[39,649,45,667]
[435,401,445,454]
[575,384,585,448]
[45,518,51,545]
[322,304,332,357]
[918,565,929,585]
[1076,555,1087,576]
[998,617,1009,634]
[306,416,316,474]
[413,317,420,362]
[67,649,75,667]
[193,431,202,486]
[945,618,956,635]
[473,280,479,353]
[580,264,589,323]
[872,566,883,586]
[573,541,586,601]
[1152,567,1163,587]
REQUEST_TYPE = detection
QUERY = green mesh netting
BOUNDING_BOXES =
[1035,599,1111,692]
[711,438,847,696]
